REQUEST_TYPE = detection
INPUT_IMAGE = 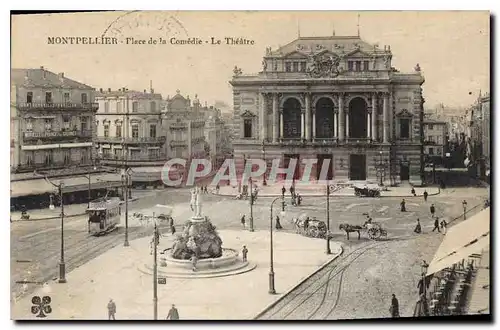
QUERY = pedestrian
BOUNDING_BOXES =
[297,193,302,206]
[440,219,447,235]
[432,217,441,233]
[411,187,416,197]
[281,186,286,196]
[400,199,406,212]
[241,215,246,229]
[390,294,400,318]
[107,299,116,320]
[414,218,422,234]
[242,245,248,262]
[290,185,295,197]
[216,184,220,194]
[166,304,179,320]
[275,215,283,230]
[430,204,436,218]
[171,224,176,235]
[423,190,428,202]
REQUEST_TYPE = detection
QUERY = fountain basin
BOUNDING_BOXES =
[138,248,257,279]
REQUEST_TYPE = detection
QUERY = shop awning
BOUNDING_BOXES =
[11,173,122,197]
[426,208,490,275]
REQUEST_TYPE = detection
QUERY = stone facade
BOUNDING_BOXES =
[163,90,206,160]
[95,88,166,167]
[229,36,425,184]
[11,67,97,173]
[423,118,447,158]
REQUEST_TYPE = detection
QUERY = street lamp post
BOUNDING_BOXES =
[421,260,429,316]
[374,151,387,186]
[462,200,468,220]
[34,171,66,283]
[269,196,286,294]
[249,177,254,232]
[326,181,331,254]
[262,139,267,186]
[122,168,131,247]
[152,213,158,320]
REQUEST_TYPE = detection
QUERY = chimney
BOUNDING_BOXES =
[151,88,154,94]
[40,66,44,70]
[58,72,64,78]
[108,88,111,92]
[144,89,147,93]
[388,45,391,51]
[99,88,103,93]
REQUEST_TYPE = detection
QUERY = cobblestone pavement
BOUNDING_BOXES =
[11,185,487,318]
[11,231,342,320]
[256,190,488,320]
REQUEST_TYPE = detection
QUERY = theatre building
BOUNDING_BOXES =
[230,35,425,184]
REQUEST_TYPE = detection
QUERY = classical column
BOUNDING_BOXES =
[272,93,278,142]
[383,92,389,143]
[371,93,378,141]
[279,109,284,139]
[333,110,337,138]
[367,111,371,139]
[312,108,316,139]
[301,110,305,139]
[338,93,345,141]
[260,93,267,141]
[305,93,311,140]
[345,111,350,138]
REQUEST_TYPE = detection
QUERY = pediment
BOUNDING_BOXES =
[240,110,256,118]
[345,49,371,58]
[396,109,413,117]
[284,51,308,59]
[169,97,188,110]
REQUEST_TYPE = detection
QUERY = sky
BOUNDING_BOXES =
[11,11,490,110]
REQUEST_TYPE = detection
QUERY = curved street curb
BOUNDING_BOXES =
[253,243,344,320]
[212,190,441,199]
[11,196,145,222]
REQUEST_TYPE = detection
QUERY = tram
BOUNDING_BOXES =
[87,197,121,236]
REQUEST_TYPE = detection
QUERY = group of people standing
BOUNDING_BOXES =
[281,185,302,206]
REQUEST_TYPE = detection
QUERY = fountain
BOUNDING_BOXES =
[139,187,256,278]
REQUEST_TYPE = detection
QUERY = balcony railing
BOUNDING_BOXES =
[96,136,166,144]
[23,129,93,140]
[170,140,188,148]
[100,154,168,161]
[17,102,99,111]
[14,161,91,173]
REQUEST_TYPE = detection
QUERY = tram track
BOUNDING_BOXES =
[260,241,387,320]
[11,224,171,302]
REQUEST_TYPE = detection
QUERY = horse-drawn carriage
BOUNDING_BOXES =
[339,221,387,240]
[292,214,330,239]
[353,184,381,198]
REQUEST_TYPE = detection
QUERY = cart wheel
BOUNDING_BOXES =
[368,228,377,239]
[309,227,319,238]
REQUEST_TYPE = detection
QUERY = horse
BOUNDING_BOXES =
[339,223,363,240]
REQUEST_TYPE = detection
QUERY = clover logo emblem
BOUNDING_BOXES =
[31,296,52,318]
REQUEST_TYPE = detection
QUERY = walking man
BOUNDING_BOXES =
[281,186,286,197]
[390,294,400,318]
[166,304,179,320]
[216,184,220,194]
[414,219,422,234]
[430,204,436,218]
[432,217,441,233]
[107,299,116,320]
[411,187,416,197]
[241,215,246,229]
[242,245,248,262]
[400,199,407,212]
[423,190,428,202]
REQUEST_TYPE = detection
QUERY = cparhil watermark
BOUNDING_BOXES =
[160,158,337,187]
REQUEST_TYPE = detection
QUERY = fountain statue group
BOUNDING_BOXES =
[169,187,223,260]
